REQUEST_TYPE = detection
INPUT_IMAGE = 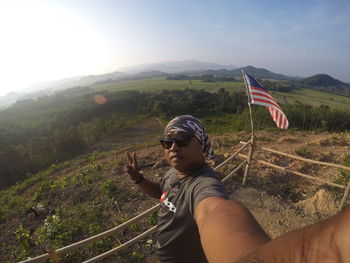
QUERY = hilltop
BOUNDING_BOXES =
[300,74,350,97]
[1,117,349,262]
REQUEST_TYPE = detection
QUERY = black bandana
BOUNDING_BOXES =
[164,115,214,159]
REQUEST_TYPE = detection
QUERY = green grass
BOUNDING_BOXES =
[92,77,350,112]
[271,88,350,112]
[200,113,250,134]
[92,78,246,93]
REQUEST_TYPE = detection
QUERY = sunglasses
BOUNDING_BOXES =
[160,134,194,149]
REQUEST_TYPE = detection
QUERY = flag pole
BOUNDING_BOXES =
[241,69,255,185]
[242,69,254,134]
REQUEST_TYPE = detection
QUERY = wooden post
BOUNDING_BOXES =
[48,249,61,263]
[242,69,255,185]
[339,180,350,211]
[243,136,254,185]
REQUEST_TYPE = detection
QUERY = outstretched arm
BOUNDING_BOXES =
[124,151,162,199]
[237,206,350,263]
[196,196,350,263]
[195,197,270,263]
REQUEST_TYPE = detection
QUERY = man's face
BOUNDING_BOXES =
[162,131,205,174]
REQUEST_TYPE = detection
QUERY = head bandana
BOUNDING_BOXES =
[164,115,214,159]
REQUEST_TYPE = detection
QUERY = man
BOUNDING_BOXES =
[124,115,269,262]
[125,115,350,263]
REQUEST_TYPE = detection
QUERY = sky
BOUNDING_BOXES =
[0,0,349,96]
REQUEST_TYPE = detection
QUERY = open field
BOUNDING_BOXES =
[272,88,350,112]
[91,78,350,112]
[92,78,246,93]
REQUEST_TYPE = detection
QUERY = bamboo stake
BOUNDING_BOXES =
[213,139,251,171]
[239,142,350,172]
[242,70,254,135]
[18,205,159,263]
[82,226,157,263]
[18,149,246,263]
[82,158,248,263]
[238,153,345,189]
[222,160,248,183]
[339,180,350,211]
[243,137,254,185]
[241,70,255,185]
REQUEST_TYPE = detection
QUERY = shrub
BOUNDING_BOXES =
[296,146,312,158]
[15,224,34,259]
[100,179,117,198]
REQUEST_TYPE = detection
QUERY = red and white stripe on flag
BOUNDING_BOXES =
[244,73,289,129]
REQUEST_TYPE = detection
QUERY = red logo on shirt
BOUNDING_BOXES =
[160,191,167,202]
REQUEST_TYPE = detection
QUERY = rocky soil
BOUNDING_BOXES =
[2,118,349,262]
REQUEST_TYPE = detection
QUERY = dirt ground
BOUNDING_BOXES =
[128,122,350,237]
[3,117,350,262]
[101,119,350,255]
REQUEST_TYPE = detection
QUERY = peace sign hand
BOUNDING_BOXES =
[124,151,141,181]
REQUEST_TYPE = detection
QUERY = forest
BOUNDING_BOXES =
[1,87,350,189]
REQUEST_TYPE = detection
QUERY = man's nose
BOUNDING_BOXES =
[169,141,179,151]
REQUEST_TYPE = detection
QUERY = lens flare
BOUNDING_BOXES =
[94,95,107,104]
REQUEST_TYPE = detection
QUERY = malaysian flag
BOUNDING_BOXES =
[244,73,289,129]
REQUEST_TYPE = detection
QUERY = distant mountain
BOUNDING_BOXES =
[28,72,126,93]
[185,65,301,81]
[0,92,23,110]
[118,60,236,74]
[77,72,127,86]
[126,70,169,80]
[26,76,82,93]
[0,72,128,110]
[237,66,302,80]
[2,61,348,111]
[301,74,347,86]
[301,74,350,97]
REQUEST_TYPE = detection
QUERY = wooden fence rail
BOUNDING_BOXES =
[238,141,350,211]
[80,158,249,263]
[239,153,346,189]
[19,205,159,263]
[18,142,250,263]
[251,144,350,172]
[19,140,349,263]
[82,226,158,263]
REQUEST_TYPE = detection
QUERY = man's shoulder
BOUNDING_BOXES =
[195,164,219,179]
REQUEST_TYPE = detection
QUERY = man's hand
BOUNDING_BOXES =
[124,151,142,182]
[123,151,162,199]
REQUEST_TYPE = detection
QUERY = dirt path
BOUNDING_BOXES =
[230,187,314,238]
[92,117,164,152]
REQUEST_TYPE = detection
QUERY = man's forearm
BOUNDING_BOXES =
[197,199,270,263]
[137,176,162,199]
[237,207,350,263]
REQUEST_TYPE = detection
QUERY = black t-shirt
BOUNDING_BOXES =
[155,164,228,263]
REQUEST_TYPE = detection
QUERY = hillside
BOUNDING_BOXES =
[90,77,350,112]
[1,117,349,262]
[301,74,350,97]
[1,81,350,191]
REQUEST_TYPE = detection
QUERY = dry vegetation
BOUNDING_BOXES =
[1,118,350,262]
